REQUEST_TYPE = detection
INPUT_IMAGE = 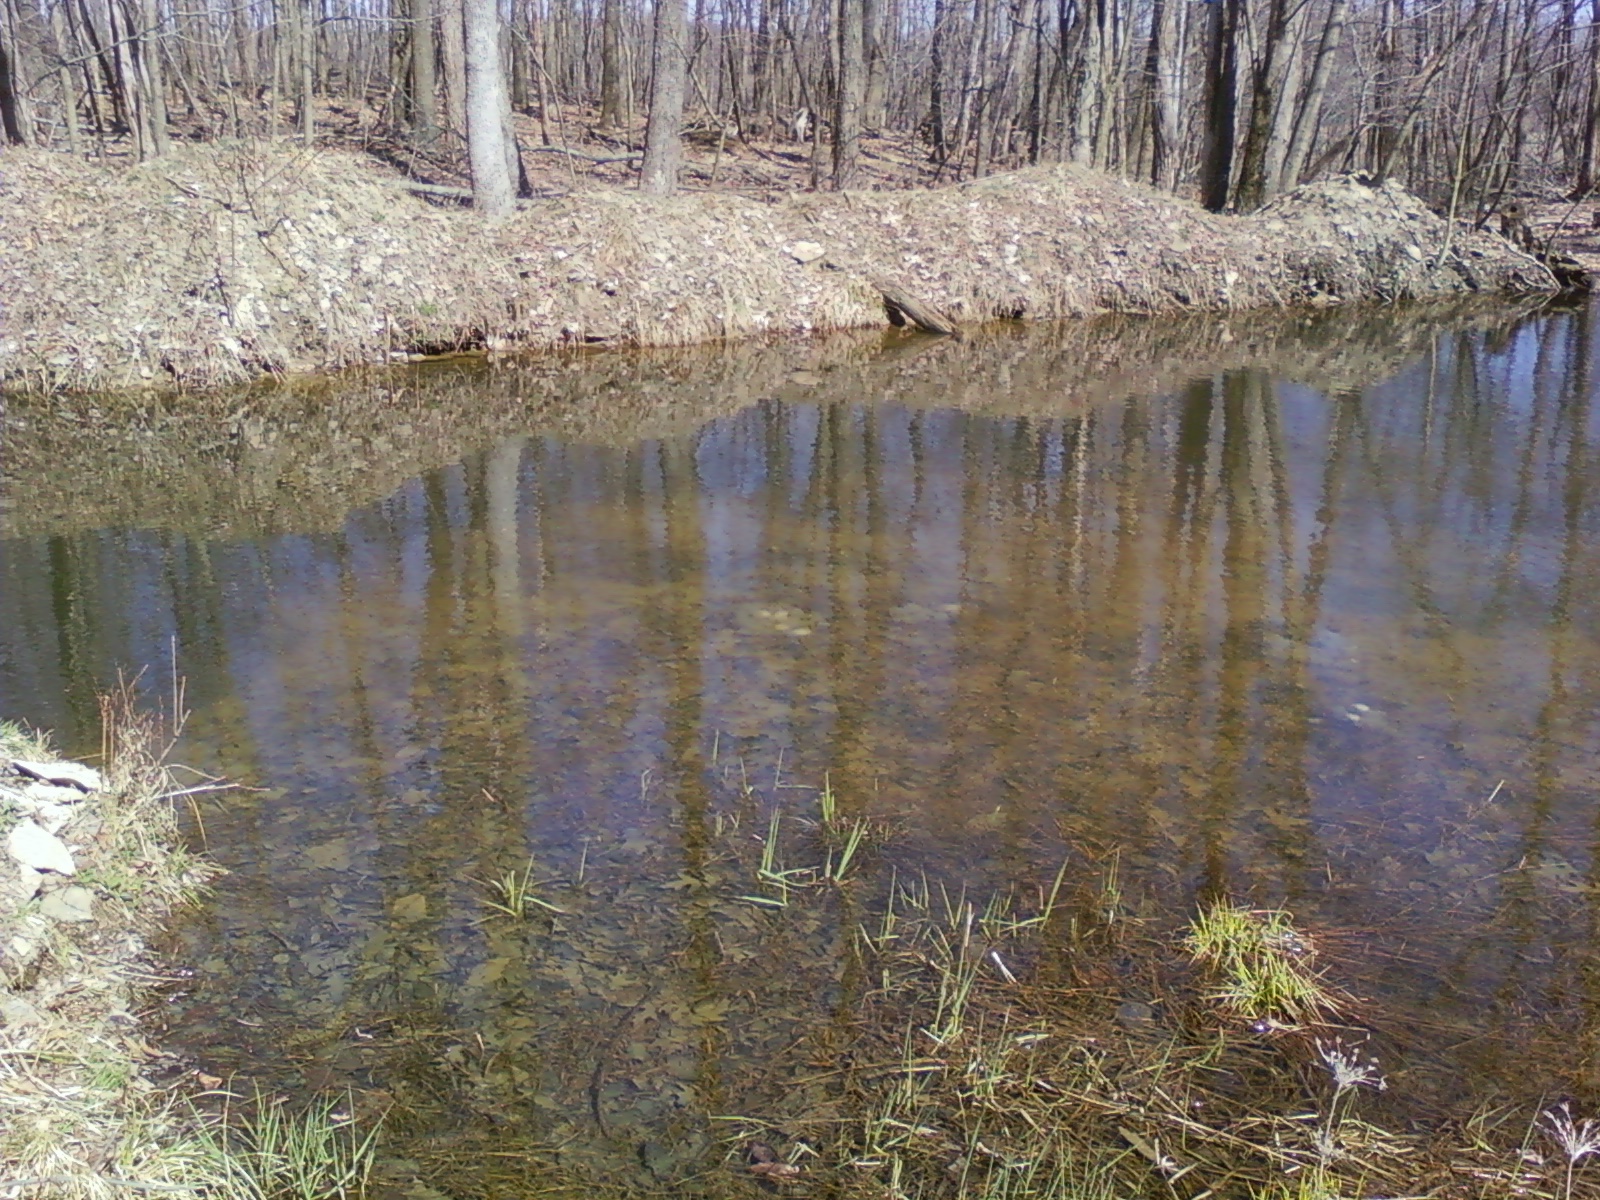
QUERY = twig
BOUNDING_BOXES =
[153,782,244,802]
[388,181,556,206]
[0,1178,200,1193]
[526,145,643,164]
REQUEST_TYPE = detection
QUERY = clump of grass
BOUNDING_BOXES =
[735,777,893,906]
[816,775,886,883]
[199,1088,383,1200]
[477,858,567,921]
[1186,901,1340,1025]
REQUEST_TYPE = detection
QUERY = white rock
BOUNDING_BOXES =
[6,866,43,903]
[39,886,94,923]
[23,782,88,806]
[11,760,102,793]
[786,241,826,265]
[6,821,76,875]
[31,803,72,836]
[0,995,44,1027]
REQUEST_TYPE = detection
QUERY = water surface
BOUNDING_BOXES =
[4,300,1599,1187]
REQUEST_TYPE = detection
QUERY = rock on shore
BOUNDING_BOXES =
[0,144,1558,393]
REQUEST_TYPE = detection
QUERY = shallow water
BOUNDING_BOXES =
[4,300,1600,1187]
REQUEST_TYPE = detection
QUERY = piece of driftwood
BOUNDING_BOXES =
[876,279,960,337]
[393,180,477,199]
[1537,250,1592,291]
[527,146,643,164]
[389,181,565,206]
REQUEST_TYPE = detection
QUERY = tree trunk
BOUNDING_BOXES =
[441,0,468,134]
[464,0,516,214]
[0,24,24,144]
[1279,0,1347,193]
[862,0,885,128]
[50,1,82,153]
[1577,0,1600,193]
[410,0,439,137]
[1069,0,1104,164]
[833,0,865,186]
[929,0,948,163]
[599,0,624,125]
[640,0,688,193]
[1233,0,1291,209]
[1199,0,1239,210]
[1147,0,1181,189]
[296,0,314,144]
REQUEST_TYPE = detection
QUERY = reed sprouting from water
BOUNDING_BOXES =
[1186,901,1343,1026]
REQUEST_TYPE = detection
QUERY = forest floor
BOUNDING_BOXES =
[0,102,1576,393]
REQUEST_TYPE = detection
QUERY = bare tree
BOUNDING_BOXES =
[640,0,687,193]
[0,20,25,143]
[599,0,625,125]
[408,0,439,137]
[1200,0,1241,210]
[464,0,514,213]
[834,0,865,185]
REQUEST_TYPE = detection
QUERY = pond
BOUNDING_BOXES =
[3,298,1599,1195]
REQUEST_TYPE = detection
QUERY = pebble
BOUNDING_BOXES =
[1115,1000,1157,1030]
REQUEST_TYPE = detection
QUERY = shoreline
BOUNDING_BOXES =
[1,707,382,1200]
[1,143,1563,395]
[0,706,220,1196]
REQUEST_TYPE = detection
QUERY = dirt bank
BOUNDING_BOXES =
[0,709,219,1196]
[0,143,1560,393]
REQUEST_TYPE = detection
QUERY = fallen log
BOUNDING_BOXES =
[876,279,960,336]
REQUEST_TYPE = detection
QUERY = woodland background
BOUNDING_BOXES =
[0,0,1593,218]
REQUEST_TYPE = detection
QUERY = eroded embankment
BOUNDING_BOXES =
[0,143,1560,393]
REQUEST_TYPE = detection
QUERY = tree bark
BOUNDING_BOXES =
[1146,0,1181,189]
[833,0,865,187]
[1233,0,1292,209]
[441,0,468,134]
[640,0,688,193]
[1199,0,1240,211]
[1279,0,1347,193]
[464,0,516,215]
[929,0,948,163]
[295,0,314,144]
[410,0,439,136]
[0,25,24,144]
[1577,0,1600,193]
[862,0,885,128]
[599,0,625,125]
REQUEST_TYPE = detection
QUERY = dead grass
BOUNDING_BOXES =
[0,141,1558,394]
[753,874,1591,1200]
[0,696,226,1199]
